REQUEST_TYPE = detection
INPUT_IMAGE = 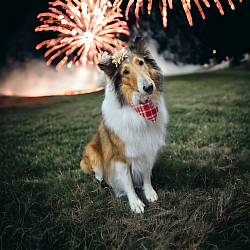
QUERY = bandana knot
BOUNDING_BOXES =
[130,101,158,122]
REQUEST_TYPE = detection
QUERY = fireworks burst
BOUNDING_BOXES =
[123,0,241,27]
[36,0,242,70]
[35,0,130,70]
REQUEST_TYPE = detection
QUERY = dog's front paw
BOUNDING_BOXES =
[145,188,158,203]
[93,167,103,182]
[129,197,145,213]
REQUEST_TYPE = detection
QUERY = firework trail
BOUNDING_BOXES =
[35,0,240,70]
[35,0,130,70]
[123,0,239,27]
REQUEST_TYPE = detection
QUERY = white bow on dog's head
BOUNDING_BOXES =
[111,48,128,67]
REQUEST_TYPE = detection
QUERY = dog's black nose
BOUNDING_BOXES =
[143,82,154,94]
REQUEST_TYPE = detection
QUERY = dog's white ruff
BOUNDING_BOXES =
[101,79,168,212]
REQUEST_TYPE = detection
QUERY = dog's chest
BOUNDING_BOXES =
[102,86,168,159]
[122,119,166,158]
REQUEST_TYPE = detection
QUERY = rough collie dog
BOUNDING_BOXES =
[80,37,168,213]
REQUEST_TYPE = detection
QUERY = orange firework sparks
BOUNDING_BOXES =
[228,0,235,10]
[123,0,239,28]
[35,0,130,70]
[35,0,242,71]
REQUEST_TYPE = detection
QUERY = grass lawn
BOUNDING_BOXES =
[1,66,250,249]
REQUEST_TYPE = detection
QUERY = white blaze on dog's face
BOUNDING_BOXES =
[120,56,156,104]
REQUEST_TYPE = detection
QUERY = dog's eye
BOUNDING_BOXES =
[123,70,130,75]
[139,60,144,66]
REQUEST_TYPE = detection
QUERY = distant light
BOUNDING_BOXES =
[213,50,217,54]
[70,15,74,19]
[226,56,229,60]
[58,15,64,20]
[239,0,242,2]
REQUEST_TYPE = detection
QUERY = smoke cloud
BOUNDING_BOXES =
[0,48,202,97]
[0,0,205,97]
[146,39,202,75]
[0,59,100,97]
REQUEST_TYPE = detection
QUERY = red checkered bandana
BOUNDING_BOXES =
[131,101,158,122]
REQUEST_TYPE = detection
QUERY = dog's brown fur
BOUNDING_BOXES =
[80,37,168,213]
[80,120,127,185]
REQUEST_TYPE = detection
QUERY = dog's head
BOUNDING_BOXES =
[98,37,163,106]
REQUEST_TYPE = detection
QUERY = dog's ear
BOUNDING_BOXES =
[130,36,158,69]
[129,36,154,66]
[98,58,117,79]
[129,36,150,55]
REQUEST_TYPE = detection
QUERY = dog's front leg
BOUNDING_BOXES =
[143,169,158,203]
[114,162,145,213]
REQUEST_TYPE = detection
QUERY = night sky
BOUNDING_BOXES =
[0,0,250,69]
